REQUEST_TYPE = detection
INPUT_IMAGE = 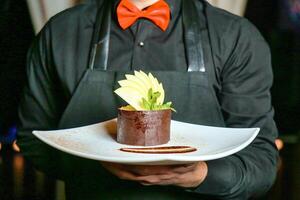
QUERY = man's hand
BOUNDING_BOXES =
[101,162,208,188]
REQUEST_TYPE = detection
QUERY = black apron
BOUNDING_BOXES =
[58,0,225,199]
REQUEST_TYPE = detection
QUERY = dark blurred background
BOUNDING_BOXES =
[0,0,34,145]
[0,0,299,199]
[246,0,300,137]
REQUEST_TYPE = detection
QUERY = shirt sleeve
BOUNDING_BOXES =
[17,23,107,181]
[193,18,279,199]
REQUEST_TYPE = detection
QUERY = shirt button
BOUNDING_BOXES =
[138,42,145,47]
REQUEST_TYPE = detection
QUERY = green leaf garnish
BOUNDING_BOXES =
[141,89,176,111]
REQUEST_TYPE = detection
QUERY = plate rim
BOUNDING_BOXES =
[32,119,260,165]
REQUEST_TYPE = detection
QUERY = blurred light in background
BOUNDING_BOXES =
[13,155,24,199]
[207,0,248,16]
[280,0,300,32]
[26,0,80,33]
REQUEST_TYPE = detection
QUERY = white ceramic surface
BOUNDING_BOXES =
[33,119,260,165]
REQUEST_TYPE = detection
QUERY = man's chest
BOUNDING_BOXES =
[107,16,187,71]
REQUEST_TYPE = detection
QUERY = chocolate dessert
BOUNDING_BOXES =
[114,71,175,146]
[117,109,171,146]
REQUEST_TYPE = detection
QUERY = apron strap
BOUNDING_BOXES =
[88,0,206,73]
[88,0,112,70]
[183,0,206,72]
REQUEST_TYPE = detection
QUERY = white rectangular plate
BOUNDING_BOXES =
[33,119,259,165]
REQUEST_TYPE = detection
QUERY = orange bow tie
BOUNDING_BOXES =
[117,0,171,31]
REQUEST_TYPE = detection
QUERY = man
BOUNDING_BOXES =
[18,0,279,199]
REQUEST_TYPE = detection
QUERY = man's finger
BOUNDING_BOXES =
[171,163,198,173]
[136,173,178,184]
[101,162,140,181]
[139,178,178,186]
[117,170,140,181]
[127,165,173,176]
[126,164,197,176]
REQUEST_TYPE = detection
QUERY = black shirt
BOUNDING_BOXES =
[108,0,187,71]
